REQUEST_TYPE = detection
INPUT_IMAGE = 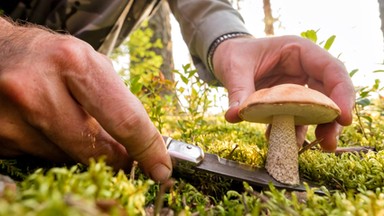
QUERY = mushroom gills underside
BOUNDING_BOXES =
[240,103,339,125]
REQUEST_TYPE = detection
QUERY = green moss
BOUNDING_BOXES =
[0,159,152,215]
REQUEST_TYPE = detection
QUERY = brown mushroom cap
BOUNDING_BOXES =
[238,84,341,125]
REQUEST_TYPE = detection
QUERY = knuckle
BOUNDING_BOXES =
[49,36,113,80]
[49,36,95,71]
[0,72,30,107]
[108,108,161,158]
[112,112,146,141]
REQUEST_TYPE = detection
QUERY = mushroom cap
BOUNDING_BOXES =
[238,84,341,125]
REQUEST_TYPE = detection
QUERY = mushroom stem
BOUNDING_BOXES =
[265,114,300,185]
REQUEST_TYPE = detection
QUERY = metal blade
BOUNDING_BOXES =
[196,153,313,192]
[164,136,323,193]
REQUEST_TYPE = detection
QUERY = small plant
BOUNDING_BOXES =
[345,75,384,149]
[173,64,216,141]
[0,160,25,180]
[112,21,178,133]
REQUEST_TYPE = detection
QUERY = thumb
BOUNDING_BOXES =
[224,80,255,123]
[211,37,256,123]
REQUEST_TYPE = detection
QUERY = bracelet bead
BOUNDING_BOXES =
[206,32,252,74]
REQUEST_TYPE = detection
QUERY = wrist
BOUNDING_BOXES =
[207,32,253,75]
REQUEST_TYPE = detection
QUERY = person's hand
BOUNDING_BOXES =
[0,19,172,182]
[212,35,355,151]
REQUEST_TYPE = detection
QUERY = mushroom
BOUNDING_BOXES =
[238,84,341,185]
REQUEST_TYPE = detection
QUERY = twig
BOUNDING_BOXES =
[154,179,174,216]
[299,138,323,155]
[354,104,368,140]
[129,161,138,182]
[227,144,239,159]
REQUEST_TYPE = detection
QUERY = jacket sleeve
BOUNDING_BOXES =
[168,0,250,85]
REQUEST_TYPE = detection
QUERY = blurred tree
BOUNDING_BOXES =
[229,0,276,36]
[148,1,174,82]
[263,0,275,35]
[111,1,178,119]
[378,0,384,40]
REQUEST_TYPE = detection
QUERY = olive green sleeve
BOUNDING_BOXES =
[168,0,250,85]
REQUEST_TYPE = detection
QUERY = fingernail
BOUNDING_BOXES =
[150,164,172,183]
[229,101,239,108]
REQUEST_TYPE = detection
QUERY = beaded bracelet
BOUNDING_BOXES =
[206,32,253,74]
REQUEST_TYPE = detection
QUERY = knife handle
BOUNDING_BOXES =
[163,136,204,164]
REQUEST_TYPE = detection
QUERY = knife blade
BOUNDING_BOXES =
[163,136,323,193]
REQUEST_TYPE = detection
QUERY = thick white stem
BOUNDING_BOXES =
[265,115,300,185]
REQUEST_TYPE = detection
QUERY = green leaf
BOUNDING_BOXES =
[178,86,185,94]
[361,115,373,123]
[356,98,371,106]
[300,29,318,43]
[349,69,359,77]
[323,35,336,50]
[180,75,189,84]
[187,70,197,78]
[182,64,191,71]
[129,76,143,94]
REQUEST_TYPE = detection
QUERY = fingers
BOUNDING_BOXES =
[0,103,71,161]
[286,37,355,126]
[1,64,131,169]
[57,39,172,182]
[295,126,308,148]
[278,38,354,150]
[315,122,342,152]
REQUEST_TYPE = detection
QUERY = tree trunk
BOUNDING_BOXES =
[378,0,384,40]
[148,1,174,81]
[263,0,275,36]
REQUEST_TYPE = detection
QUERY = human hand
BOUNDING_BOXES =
[212,35,355,151]
[0,19,172,182]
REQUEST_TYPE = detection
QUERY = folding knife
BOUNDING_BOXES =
[164,136,322,193]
